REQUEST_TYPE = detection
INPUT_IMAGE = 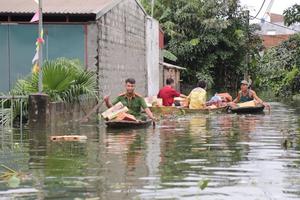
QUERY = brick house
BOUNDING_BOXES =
[259,13,300,49]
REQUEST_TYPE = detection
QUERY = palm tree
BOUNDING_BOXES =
[11,58,98,103]
[3,58,98,124]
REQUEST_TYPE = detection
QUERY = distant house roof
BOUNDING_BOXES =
[160,62,186,70]
[258,22,300,35]
[258,13,300,36]
[0,0,146,17]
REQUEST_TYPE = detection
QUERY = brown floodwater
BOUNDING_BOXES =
[1,101,300,199]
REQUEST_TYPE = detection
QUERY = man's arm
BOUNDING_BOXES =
[104,95,118,108]
[251,90,271,110]
[232,92,240,103]
[144,108,155,120]
[171,88,187,98]
[141,98,156,120]
[251,90,263,104]
[157,90,161,98]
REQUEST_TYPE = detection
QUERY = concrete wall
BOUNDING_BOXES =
[146,17,160,97]
[29,94,96,131]
[48,98,96,131]
[87,0,147,98]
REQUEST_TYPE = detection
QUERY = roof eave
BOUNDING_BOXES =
[160,61,186,70]
[96,0,147,20]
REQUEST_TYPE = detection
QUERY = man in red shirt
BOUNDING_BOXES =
[157,78,186,106]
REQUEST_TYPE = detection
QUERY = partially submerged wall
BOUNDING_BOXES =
[29,94,96,131]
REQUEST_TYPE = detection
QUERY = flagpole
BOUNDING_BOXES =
[38,0,43,93]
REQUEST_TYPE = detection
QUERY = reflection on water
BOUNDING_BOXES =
[1,102,300,199]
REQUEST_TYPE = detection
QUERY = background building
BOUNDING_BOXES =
[258,13,300,48]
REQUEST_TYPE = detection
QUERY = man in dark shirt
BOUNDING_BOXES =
[157,78,186,106]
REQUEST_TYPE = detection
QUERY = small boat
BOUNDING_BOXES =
[181,106,227,114]
[228,104,265,114]
[150,106,184,115]
[105,120,152,129]
[150,106,227,115]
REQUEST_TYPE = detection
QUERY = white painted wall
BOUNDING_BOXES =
[146,17,160,97]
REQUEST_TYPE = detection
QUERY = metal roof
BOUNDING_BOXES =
[160,62,186,70]
[0,0,145,15]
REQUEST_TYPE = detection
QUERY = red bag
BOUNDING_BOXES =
[217,93,233,102]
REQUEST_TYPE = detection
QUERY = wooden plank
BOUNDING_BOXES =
[50,135,87,142]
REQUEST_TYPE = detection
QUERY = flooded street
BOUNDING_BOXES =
[1,102,300,199]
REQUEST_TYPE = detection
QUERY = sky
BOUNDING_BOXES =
[240,0,299,22]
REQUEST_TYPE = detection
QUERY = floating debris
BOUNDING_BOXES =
[50,135,87,142]
[198,179,209,190]
[0,164,23,188]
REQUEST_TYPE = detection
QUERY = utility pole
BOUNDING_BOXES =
[151,0,155,18]
[244,10,250,81]
[38,0,43,93]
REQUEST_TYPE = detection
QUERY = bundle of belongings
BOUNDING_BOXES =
[206,93,232,107]
[144,96,163,107]
[174,97,189,107]
[146,96,187,107]
[101,102,137,121]
[236,100,256,107]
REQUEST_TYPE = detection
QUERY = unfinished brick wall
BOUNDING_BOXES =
[87,0,147,98]
[262,35,290,48]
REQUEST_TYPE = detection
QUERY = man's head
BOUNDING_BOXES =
[125,78,136,94]
[197,80,206,89]
[166,78,175,86]
[240,80,249,91]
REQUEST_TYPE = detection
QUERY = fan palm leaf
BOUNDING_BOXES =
[11,58,98,103]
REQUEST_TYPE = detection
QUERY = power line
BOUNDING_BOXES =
[252,0,266,19]
[262,0,274,19]
[251,15,300,33]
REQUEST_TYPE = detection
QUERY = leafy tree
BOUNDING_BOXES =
[283,4,300,26]
[256,33,300,96]
[140,0,262,90]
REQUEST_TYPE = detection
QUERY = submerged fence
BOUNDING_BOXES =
[1,95,28,152]
[0,95,28,132]
[0,96,28,175]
